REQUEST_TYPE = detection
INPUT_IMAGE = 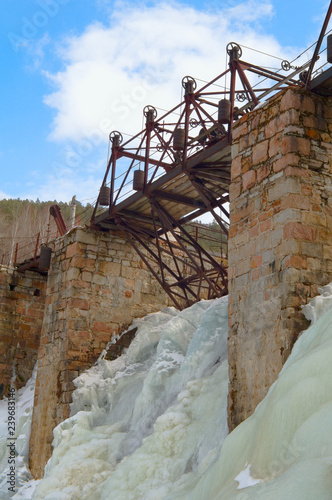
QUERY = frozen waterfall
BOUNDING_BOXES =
[1,284,332,499]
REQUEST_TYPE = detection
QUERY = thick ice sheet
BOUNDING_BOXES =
[167,284,332,500]
[32,298,229,500]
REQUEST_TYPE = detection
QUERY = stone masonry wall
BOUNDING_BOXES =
[29,227,173,478]
[228,88,332,430]
[0,267,47,397]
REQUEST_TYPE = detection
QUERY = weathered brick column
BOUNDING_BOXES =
[0,268,46,396]
[29,227,172,478]
[228,88,332,430]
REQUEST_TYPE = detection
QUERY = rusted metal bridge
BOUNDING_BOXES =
[90,0,332,309]
[90,31,329,308]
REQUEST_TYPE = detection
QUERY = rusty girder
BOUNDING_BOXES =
[114,204,228,310]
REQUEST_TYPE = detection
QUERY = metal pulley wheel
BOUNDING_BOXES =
[143,105,157,122]
[226,42,242,59]
[236,92,246,102]
[182,76,197,94]
[189,118,199,128]
[299,70,308,83]
[109,131,123,146]
[281,60,291,71]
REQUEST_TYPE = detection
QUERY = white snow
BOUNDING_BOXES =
[1,284,332,500]
[235,464,262,489]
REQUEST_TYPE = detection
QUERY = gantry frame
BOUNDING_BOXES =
[90,33,329,308]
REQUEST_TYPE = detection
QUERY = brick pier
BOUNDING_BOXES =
[228,87,332,429]
[0,268,46,396]
[29,227,172,477]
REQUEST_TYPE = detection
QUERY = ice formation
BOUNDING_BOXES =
[0,364,40,500]
[167,284,332,500]
[32,298,229,500]
[1,284,332,500]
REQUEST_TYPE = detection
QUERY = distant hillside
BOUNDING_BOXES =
[0,198,93,266]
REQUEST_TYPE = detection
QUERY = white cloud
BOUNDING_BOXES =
[42,0,298,143]
[0,190,11,201]
[21,0,307,205]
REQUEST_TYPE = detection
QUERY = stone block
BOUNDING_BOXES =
[231,156,242,180]
[283,255,307,270]
[65,267,81,282]
[280,89,302,112]
[323,245,332,260]
[273,153,299,173]
[252,140,269,165]
[242,170,256,191]
[281,136,311,156]
[65,242,84,259]
[68,298,90,311]
[260,219,271,233]
[232,120,249,141]
[281,194,310,211]
[92,274,107,286]
[301,242,323,259]
[283,222,317,242]
[76,229,100,246]
[229,181,241,201]
[251,254,262,269]
[267,177,301,202]
[257,164,270,183]
[99,261,121,275]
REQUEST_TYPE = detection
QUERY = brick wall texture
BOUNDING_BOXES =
[228,87,332,430]
[0,268,47,397]
[29,227,173,478]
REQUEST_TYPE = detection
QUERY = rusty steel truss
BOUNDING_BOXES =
[91,12,332,308]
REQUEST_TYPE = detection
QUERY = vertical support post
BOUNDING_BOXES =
[143,108,156,192]
[34,232,41,259]
[228,60,237,144]
[182,78,196,166]
[109,150,118,213]
[69,195,77,228]
[183,95,191,165]
[14,243,18,266]
[144,125,151,191]
[305,0,332,87]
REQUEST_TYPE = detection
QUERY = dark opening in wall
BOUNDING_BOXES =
[9,275,18,291]
[34,289,40,297]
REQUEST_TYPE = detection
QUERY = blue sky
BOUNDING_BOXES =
[0,0,330,204]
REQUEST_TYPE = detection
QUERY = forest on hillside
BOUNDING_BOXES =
[0,198,227,267]
[0,198,93,266]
